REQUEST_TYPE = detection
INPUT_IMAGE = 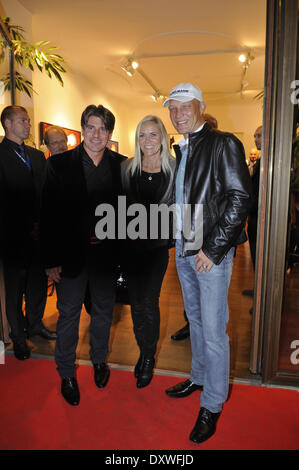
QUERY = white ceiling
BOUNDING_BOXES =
[18,0,267,107]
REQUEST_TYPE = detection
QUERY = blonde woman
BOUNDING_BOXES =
[121,115,175,388]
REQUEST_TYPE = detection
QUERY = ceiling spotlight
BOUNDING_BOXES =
[151,91,161,102]
[121,63,134,77]
[239,51,255,67]
[131,60,139,70]
[121,58,139,77]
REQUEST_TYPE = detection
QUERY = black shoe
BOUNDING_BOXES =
[28,325,57,340]
[13,341,30,361]
[61,377,80,406]
[171,324,190,341]
[134,354,144,378]
[165,379,203,398]
[136,357,155,388]
[94,363,110,388]
[189,407,220,444]
[242,289,254,297]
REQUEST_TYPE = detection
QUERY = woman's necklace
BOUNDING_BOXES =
[142,162,161,181]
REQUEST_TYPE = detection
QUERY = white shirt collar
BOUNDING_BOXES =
[178,122,206,148]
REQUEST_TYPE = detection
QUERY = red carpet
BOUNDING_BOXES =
[0,355,298,450]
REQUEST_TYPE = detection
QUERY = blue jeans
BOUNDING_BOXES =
[175,238,234,413]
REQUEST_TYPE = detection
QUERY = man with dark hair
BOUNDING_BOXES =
[44,125,92,315]
[40,104,126,406]
[0,105,56,361]
[80,104,115,132]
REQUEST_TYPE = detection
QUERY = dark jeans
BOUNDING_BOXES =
[55,246,117,378]
[2,245,48,343]
[124,246,169,358]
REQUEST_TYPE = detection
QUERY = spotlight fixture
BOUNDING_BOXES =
[239,50,255,95]
[239,51,255,68]
[131,60,139,70]
[151,91,161,102]
[120,58,162,103]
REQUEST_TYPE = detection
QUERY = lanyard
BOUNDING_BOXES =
[14,148,31,170]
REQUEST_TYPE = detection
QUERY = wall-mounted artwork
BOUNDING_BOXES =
[168,133,182,157]
[39,122,81,158]
[107,140,119,152]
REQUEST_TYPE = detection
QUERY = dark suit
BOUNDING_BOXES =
[0,137,48,344]
[247,158,260,269]
[40,143,126,378]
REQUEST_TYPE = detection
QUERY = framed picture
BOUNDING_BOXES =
[107,140,119,152]
[39,122,81,158]
[168,133,182,157]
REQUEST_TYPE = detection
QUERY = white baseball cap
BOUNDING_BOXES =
[163,83,203,107]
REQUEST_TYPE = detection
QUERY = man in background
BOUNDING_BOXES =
[44,125,68,156]
[0,105,56,361]
[242,126,262,301]
[247,147,260,177]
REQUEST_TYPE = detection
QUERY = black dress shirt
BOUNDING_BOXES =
[81,145,114,239]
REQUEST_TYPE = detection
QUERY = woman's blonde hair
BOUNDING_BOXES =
[128,115,174,176]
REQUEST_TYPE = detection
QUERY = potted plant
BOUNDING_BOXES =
[0,16,66,97]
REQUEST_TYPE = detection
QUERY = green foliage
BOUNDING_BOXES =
[0,16,66,97]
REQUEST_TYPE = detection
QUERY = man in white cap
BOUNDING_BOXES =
[163,83,252,443]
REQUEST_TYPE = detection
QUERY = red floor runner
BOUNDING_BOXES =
[0,355,298,450]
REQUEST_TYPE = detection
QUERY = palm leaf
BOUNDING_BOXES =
[0,16,67,96]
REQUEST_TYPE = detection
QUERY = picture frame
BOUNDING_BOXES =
[168,133,182,157]
[107,140,119,152]
[39,122,81,158]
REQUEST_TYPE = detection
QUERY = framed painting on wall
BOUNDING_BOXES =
[39,122,81,158]
[107,140,119,152]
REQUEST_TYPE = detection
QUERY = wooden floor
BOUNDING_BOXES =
[15,241,256,381]
[278,263,299,373]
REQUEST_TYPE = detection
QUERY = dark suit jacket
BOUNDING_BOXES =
[40,143,127,278]
[0,138,46,261]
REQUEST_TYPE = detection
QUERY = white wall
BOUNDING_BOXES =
[116,97,263,159]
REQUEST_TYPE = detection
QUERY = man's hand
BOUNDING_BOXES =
[194,249,214,273]
[45,266,62,283]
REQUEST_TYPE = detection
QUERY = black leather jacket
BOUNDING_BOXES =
[174,123,252,264]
